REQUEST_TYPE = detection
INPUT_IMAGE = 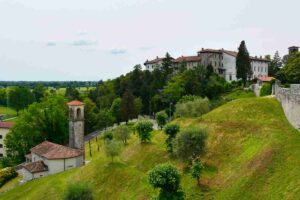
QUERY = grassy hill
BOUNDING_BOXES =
[1,97,300,200]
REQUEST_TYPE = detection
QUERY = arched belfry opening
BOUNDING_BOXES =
[76,108,82,120]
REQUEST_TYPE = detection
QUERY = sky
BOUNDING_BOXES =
[0,0,299,81]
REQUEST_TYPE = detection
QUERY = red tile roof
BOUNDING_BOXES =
[67,100,84,106]
[144,56,174,65]
[174,56,201,63]
[23,160,48,173]
[31,141,83,160]
[257,76,274,82]
[0,122,14,129]
[198,48,270,62]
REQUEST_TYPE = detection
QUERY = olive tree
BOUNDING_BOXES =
[163,124,180,152]
[155,111,168,130]
[104,140,122,162]
[135,121,153,143]
[113,125,131,145]
[191,160,204,186]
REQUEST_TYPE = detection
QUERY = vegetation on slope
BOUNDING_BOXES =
[1,97,300,200]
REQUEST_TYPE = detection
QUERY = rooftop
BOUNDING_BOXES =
[144,56,174,65]
[174,55,201,63]
[67,100,84,106]
[0,122,14,129]
[31,141,83,160]
[257,76,274,82]
[23,160,48,173]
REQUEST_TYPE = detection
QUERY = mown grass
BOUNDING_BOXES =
[1,97,300,200]
[0,106,17,119]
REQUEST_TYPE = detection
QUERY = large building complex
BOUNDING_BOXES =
[0,122,14,157]
[144,47,270,82]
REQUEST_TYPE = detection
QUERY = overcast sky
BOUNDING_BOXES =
[0,0,299,81]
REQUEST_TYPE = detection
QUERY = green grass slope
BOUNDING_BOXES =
[1,97,300,200]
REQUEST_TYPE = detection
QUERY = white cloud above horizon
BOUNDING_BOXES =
[0,0,299,81]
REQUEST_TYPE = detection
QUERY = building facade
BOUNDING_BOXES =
[144,56,174,71]
[173,55,202,70]
[0,122,14,157]
[198,48,270,81]
[22,100,85,182]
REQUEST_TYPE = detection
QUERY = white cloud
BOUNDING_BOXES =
[110,48,127,55]
[71,40,97,46]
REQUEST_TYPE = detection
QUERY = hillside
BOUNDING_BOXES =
[1,97,300,200]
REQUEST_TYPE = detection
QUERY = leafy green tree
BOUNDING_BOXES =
[32,84,46,102]
[102,131,113,141]
[134,97,143,118]
[268,51,282,77]
[104,140,122,162]
[135,121,153,143]
[260,83,272,96]
[236,41,252,86]
[0,88,7,106]
[191,160,204,186]
[173,127,208,163]
[65,86,80,101]
[164,124,180,152]
[206,64,214,78]
[8,86,34,115]
[148,163,184,200]
[206,74,226,99]
[113,125,131,145]
[120,90,135,123]
[162,52,174,75]
[283,52,300,83]
[5,95,68,162]
[84,98,98,134]
[110,98,122,124]
[63,181,94,200]
[174,97,210,118]
[96,109,114,129]
[155,111,168,130]
[162,75,185,103]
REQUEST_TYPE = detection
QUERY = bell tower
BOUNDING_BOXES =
[67,100,85,151]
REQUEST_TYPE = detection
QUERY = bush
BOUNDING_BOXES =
[173,127,208,163]
[163,124,180,152]
[148,163,184,200]
[135,121,153,142]
[175,97,210,118]
[102,131,113,141]
[0,167,18,187]
[113,125,131,144]
[104,140,122,162]
[260,83,272,97]
[191,160,204,186]
[63,181,94,200]
[155,111,168,130]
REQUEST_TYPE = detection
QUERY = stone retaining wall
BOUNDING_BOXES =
[275,83,300,130]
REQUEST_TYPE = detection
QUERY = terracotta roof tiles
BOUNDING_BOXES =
[23,160,48,173]
[67,100,84,106]
[174,56,201,63]
[0,122,14,129]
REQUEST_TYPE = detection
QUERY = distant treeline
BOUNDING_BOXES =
[0,81,99,88]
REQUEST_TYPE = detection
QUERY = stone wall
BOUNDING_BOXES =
[275,83,300,130]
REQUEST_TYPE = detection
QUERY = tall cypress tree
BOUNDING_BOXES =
[236,41,251,86]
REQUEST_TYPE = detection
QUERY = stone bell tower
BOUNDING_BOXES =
[67,100,85,151]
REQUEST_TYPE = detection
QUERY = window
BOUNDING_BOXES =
[229,74,232,81]
[0,144,3,148]
[0,135,2,139]
[0,154,3,158]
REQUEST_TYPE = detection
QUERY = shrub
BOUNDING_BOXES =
[155,111,168,130]
[104,140,122,162]
[191,160,204,186]
[260,83,272,96]
[173,127,208,163]
[175,97,210,118]
[113,125,131,144]
[63,181,94,200]
[135,121,153,142]
[163,124,180,152]
[148,163,184,200]
[102,131,113,141]
[0,167,18,187]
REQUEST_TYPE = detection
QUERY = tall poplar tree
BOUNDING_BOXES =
[236,41,252,86]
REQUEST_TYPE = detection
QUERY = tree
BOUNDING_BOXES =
[148,163,184,200]
[173,127,208,163]
[206,64,214,78]
[164,124,180,152]
[120,90,135,123]
[102,131,113,141]
[8,86,34,115]
[283,52,300,83]
[5,95,68,162]
[162,52,173,75]
[113,125,131,145]
[135,121,153,143]
[96,109,114,129]
[110,98,122,124]
[268,51,282,77]
[191,160,204,186]
[236,41,251,86]
[104,140,122,162]
[63,182,94,200]
[65,86,80,101]
[32,84,46,102]
[174,97,210,118]
[155,111,168,130]
[84,98,98,134]
[134,97,143,118]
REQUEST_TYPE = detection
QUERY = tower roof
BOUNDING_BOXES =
[67,100,84,106]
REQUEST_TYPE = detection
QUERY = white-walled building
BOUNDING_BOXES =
[198,48,270,81]
[22,100,85,182]
[0,122,14,157]
[173,55,202,70]
[144,56,174,71]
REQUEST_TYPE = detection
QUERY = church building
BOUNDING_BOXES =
[22,100,85,182]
